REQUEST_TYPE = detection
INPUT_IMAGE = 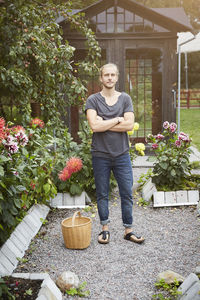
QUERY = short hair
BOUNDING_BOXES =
[100,63,119,77]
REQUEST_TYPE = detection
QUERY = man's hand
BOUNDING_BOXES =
[96,115,103,121]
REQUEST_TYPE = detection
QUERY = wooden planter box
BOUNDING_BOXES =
[142,179,199,207]
[50,191,88,209]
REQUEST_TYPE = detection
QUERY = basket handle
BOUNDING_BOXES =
[72,211,81,227]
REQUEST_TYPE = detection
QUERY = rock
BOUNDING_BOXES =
[195,266,200,276]
[178,273,200,300]
[156,270,185,284]
[56,271,79,292]
[197,200,200,216]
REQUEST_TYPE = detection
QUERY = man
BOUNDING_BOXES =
[85,63,144,244]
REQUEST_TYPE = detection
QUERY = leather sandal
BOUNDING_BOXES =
[124,231,145,244]
[98,231,110,244]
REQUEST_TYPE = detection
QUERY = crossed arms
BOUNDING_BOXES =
[86,109,134,133]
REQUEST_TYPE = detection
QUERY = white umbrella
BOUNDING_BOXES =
[178,32,200,53]
[177,32,200,133]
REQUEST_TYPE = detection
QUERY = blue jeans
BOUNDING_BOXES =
[92,153,133,228]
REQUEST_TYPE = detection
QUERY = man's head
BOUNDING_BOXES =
[99,63,119,90]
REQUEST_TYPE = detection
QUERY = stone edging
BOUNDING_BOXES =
[141,178,199,207]
[0,204,49,276]
[0,204,63,300]
[50,191,91,208]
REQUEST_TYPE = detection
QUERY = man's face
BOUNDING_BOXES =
[100,66,118,89]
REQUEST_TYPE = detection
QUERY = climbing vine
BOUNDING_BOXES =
[0,0,101,126]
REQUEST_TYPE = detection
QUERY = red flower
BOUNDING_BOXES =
[0,117,6,143]
[10,125,25,134]
[30,118,44,128]
[59,166,72,181]
[0,117,5,130]
[30,181,36,190]
[66,157,83,173]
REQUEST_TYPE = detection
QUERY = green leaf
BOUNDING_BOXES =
[160,162,168,170]
[0,155,9,162]
[0,166,4,177]
[16,185,27,192]
[171,169,176,177]
[22,147,29,157]
[69,183,82,196]
[43,183,50,194]
[14,198,21,208]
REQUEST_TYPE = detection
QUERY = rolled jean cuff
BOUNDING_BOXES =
[123,223,132,228]
[100,219,110,226]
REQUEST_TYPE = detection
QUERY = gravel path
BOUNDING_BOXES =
[15,191,200,300]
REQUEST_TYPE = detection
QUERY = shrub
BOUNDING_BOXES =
[147,121,192,190]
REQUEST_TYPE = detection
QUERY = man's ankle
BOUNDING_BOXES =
[102,225,109,231]
[125,228,132,235]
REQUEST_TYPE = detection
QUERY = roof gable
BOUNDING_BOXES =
[73,0,192,32]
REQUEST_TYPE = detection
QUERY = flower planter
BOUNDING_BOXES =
[50,191,90,209]
[142,179,199,207]
[10,272,62,300]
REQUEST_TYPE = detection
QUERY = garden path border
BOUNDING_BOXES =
[0,204,62,299]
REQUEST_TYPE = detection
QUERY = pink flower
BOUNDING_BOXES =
[169,122,177,133]
[175,140,182,147]
[30,118,44,128]
[152,143,158,149]
[13,171,19,176]
[8,142,19,154]
[156,134,164,140]
[2,135,19,153]
[178,132,190,142]
[15,131,28,146]
[59,166,72,181]
[66,157,83,173]
[163,121,169,129]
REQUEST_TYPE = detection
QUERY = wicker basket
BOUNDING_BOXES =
[61,211,92,249]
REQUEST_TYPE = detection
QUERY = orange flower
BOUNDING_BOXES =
[66,157,83,173]
[30,118,44,128]
[59,166,72,181]
[10,125,25,133]
[0,117,5,130]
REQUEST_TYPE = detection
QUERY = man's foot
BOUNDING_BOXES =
[98,231,110,244]
[124,231,145,244]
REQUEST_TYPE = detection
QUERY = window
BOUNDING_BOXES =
[89,6,169,33]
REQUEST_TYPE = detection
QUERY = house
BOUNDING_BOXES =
[58,0,192,141]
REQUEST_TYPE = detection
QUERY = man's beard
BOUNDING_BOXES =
[102,82,115,89]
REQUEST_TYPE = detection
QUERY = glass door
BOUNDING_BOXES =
[125,48,162,141]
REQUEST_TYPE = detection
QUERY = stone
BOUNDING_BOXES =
[178,273,200,298]
[179,282,200,300]
[56,271,79,292]
[153,191,165,207]
[195,266,200,276]
[142,178,157,202]
[85,192,91,204]
[197,200,200,216]
[157,270,185,284]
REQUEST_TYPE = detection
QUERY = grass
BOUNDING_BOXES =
[180,108,200,151]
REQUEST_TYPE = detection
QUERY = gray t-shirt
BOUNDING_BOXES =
[85,92,134,158]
